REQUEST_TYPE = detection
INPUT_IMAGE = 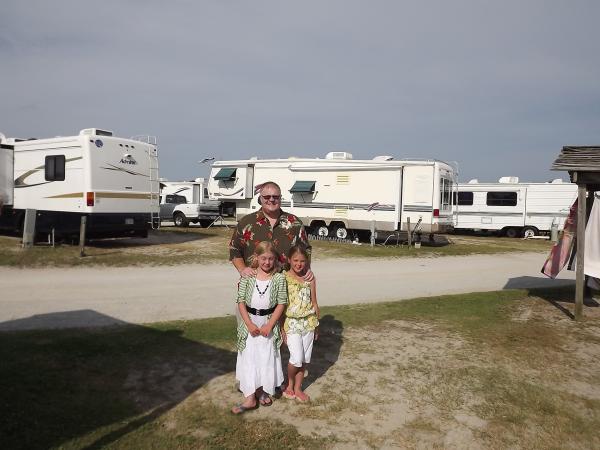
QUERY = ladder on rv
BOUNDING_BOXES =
[132,135,160,229]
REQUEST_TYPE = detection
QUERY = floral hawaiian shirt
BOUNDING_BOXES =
[229,209,311,267]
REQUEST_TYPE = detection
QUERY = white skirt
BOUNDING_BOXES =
[236,280,284,397]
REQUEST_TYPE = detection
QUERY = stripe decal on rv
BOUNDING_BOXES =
[14,156,83,188]
[101,164,149,177]
[280,201,395,211]
[45,192,157,200]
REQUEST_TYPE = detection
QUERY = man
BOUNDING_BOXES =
[229,181,313,280]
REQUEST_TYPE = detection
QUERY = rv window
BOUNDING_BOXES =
[486,192,517,206]
[453,191,474,206]
[166,194,187,204]
[45,155,66,181]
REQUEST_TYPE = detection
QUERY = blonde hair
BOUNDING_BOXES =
[249,241,281,272]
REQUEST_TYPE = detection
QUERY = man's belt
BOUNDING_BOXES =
[246,305,276,316]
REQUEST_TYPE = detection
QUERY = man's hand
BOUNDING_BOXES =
[303,269,315,282]
[240,267,257,278]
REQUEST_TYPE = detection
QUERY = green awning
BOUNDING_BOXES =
[214,167,237,180]
[289,180,316,193]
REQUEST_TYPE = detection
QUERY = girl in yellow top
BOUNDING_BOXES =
[282,244,319,402]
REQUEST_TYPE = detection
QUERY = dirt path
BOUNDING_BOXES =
[0,252,573,330]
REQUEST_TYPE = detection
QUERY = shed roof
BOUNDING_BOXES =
[552,146,600,172]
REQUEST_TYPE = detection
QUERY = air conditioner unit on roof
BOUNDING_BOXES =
[325,151,353,160]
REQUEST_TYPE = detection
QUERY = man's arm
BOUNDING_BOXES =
[229,222,256,277]
[232,257,255,277]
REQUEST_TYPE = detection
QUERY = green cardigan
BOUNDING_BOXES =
[236,272,288,352]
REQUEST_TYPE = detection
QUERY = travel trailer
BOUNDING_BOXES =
[208,152,457,239]
[159,179,221,227]
[454,177,577,238]
[0,128,160,239]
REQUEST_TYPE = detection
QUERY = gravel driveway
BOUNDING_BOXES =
[0,252,574,330]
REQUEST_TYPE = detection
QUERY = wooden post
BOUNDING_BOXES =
[407,217,412,247]
[79,216,87,257]
[22,209,36,248]
[575,184,586,320]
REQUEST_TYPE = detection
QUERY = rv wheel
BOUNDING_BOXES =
[504,227,518,238]
[522,227,538,239]
[334,226,348,240]
[316,225,329,237]
[174,213,189,227]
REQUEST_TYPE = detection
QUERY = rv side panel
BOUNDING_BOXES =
[0,144,14,206]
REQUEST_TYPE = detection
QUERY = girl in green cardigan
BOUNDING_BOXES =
[232,241,287,414]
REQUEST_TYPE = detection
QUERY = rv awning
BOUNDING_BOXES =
[214,167,237,180]
[290,180,316,193]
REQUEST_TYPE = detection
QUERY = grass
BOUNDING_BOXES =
[2,286,599,449]
[0,227,553,267]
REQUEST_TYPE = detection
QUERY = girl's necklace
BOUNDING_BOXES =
[256,281,270,298]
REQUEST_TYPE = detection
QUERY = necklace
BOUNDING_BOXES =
[256,281,270,298]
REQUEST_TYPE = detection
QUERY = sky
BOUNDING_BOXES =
[2,0,600,183]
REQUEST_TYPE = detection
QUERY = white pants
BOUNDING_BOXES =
[287,331,315,367]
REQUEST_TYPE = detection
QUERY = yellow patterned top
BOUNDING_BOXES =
[283,271,319,334]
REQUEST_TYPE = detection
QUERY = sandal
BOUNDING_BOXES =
[258,392,272,406]
[231,403,258,415]
[295,391,310,403]
[282,389,296,400]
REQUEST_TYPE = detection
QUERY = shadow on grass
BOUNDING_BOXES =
[524,284,599,320]
[0,310,236,450]
[277,314,344,391]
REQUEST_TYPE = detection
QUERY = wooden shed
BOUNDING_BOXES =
[552,146,600,320]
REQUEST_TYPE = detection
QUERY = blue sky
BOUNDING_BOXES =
[2,0,599,183]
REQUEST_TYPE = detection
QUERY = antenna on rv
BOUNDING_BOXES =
[199,157,215,164]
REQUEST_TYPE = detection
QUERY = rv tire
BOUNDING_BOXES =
[316,225,329,237]
[522,227,538,239]
[174,213,189,227]
[333,226,348,240]
[199,219,212,228]
[504,227,519,238]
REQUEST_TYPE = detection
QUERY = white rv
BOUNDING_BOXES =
[208,152,457,238]
[0,128,160,239]
[159,179,221,227]
[455,177,577,238]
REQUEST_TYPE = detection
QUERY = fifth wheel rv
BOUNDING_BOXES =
[454,177,577,238]
[208,152,457,239]
[0,128,160,239]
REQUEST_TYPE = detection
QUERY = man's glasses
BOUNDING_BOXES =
[261,195,281,201]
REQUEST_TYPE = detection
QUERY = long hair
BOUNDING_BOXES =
[249,241,281,272]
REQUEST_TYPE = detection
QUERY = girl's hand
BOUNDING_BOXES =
[314,327,319,341]
[314,305,320,319]
[247,322,260,337]
[260,324,273,337]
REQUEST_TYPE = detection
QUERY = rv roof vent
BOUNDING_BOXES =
[80,128,113,137]
[467,179,479,184]
[250,156,258,160]
[498,176,519,184]
[550,178,564,183]
[194,177,206,183]
[373,155,394,161]
[326,151,353,160]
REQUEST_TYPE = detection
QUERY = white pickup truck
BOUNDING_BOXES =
[159,179,221,227]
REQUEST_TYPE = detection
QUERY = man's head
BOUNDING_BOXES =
[259,181,282,216]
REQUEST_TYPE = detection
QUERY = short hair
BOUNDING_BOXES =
[259,181,281,194]
[249,241,281,271]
